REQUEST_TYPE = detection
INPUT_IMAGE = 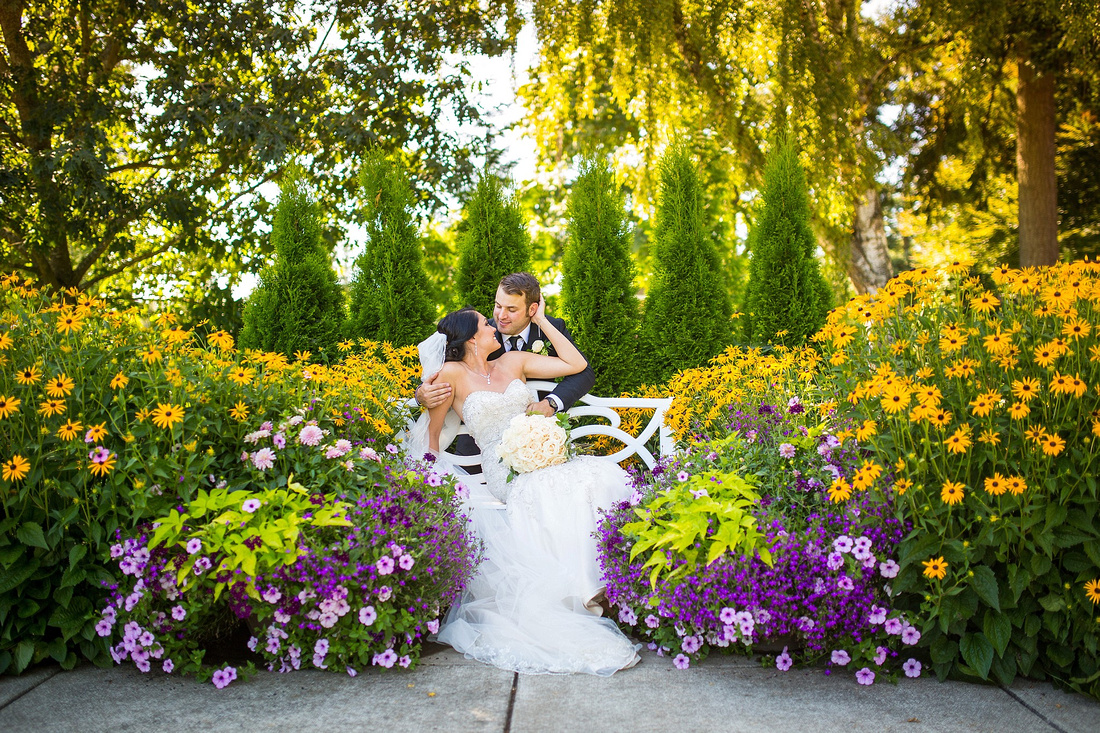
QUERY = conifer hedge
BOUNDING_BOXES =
[740,137,832,346]
[455,171,531,316]
[346,151,435,346]
[240,172,344,360]
[562,157,640,394]
[641,145,732,383]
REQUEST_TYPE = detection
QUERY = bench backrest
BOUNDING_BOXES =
[409,380,674,477]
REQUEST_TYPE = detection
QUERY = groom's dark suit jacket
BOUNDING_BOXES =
[452,316,595,471]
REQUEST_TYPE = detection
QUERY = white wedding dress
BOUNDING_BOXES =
[437,379,640,676]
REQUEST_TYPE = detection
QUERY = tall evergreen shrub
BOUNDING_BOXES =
[346,151,435,346]
[240,172,344,360]
[455,171,531,315]
[740,137,832,346]
[562,156,640,394]
[641,145,732,384]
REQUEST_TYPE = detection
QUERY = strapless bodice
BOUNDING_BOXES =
[462,379,535,447]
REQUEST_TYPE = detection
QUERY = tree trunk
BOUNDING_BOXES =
[848,187,892,294]
[1016,53,1059,267]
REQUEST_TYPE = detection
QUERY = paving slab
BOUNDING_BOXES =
[0,647,513,733]
[0,663,59,708]
[1007,677,1100,733]
[511,650,1058,733]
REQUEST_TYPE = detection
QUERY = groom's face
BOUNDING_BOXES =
[493,287,537,336]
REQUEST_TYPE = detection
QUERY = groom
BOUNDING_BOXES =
[415,272,595,464]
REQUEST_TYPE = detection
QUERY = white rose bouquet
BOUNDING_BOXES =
[498,413,574,479]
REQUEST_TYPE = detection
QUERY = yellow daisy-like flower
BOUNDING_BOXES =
[140,346,162,364]
[828,478,853,503]
[38,399,66,417]
[45,373,75,398]
[1041,434,1066,456]
[229,401,250,421]
[294,350,312,363]
[0,332,12,350]
[208,330,234,350]
[880,387,911,414]
[894,478,913,495]
[1063,317,1091,340]
[86,422,108,442]
[1011,377,1040,401]
[945,425,973,454]
[2,454,30,482]
[338,340,355,352]
[15,365,42,385]
[1034,345,1058,368]
[941,481,965,505]
[1090,344,1100,363]
[1049,372,1075,396]
[1093,419,1100,438]
[829,352,848,366]
[1024,426,1048,443]
[150,403,185,430]
[0,395,20,420]
[929,410,953,429]
[1069,375,1088,398]
[56,419,84,441]
[982,331,1013,355]
[983,474,1007,496]
[914,366,934,380]
[1009,402,1030,420]
[56,313,84,335]
[228,366,255,385]
[1006,476,1027,496]
[1085,579,1100,606]
[855,420,877,442]
[968,392,998,418]
[110,371,129,389]
[922,556,948,580]
[978,429,1001,446]
[915,385,942,406]
[971,291,1000,314]
[89,453,116,478]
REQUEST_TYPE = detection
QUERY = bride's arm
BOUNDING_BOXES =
[427,366,458,453]
[519,297,588,380]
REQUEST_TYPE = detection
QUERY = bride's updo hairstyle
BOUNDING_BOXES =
[437,308,480,362]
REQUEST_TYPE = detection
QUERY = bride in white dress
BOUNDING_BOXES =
[420,302,640,676]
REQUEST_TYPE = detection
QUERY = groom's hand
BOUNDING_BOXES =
[526,399,555,417]
[416,371,452,409]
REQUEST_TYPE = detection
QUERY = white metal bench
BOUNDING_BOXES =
[405,380,674,504]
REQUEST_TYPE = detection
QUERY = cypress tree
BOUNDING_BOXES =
[740,137,832,346]
[346,151,435,346]
[455,171,531,316]
[240,171,344,360]
[562,156,640,394]
[641,145,732,383]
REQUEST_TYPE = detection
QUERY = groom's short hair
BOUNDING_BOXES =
[499,272,540,307]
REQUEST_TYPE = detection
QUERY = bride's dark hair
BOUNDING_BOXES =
[437,308,481,362]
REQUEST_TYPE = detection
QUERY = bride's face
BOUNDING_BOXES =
[468,313,499,356]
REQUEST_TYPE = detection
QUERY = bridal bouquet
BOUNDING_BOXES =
[498,413,573,478]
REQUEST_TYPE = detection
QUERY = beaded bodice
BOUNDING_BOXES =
[462,379,534,501]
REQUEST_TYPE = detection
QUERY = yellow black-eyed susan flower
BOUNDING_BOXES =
[38,399,66,417]
[15,365,42,385]
[150,403,184,430]
[1006,476,1027,496]
[1085,580,1100,606]
[2,454,30,482]
[0,395,20,420]
[110,372,129,389]
[941,481,965,505]
[922,556,948,580]
[57,419,83,441]
[45,373,75,398]
[983,474,1006,496]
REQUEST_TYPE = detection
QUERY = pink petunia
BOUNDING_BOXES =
[358,606,377,626]
[673,654,690,670]
[241,498,262,513]
[376,556,395,575]
[775,648,793,671]
[831,649,850,666]
[903,658,922,678]
[855,667,875,685]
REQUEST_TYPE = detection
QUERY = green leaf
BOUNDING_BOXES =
[969,566,1000,612]
[68,544,87,569]
[17,522,49,550]
[1009,564,1031,603]
[12,641,34,674]
[0,558,40,593]
[1038,594,1066,613]
[930,635,958,664]
[959,632,994,679]
[983,610,1011,658]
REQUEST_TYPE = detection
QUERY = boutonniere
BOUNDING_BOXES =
[531,339,550,356]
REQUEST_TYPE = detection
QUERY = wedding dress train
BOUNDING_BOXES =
[437,379,640,676]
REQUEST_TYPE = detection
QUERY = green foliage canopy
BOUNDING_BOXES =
[0,0,521,292]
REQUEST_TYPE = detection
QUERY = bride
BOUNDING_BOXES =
[416,301,640,676]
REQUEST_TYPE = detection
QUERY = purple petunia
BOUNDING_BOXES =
[185,538,202,555]
[673,654,690,670]
[884,617,904,635]
[775,647,793,671]
[901,626,921,645]
[879,559,900,578]
[903,659,922,678]
[241,498,262,513]
[376,556,395,575]
[359,606,377,626]
[162,659,174,674]
[855,667,875,685]
[874,646,888,666]
[831,650,851,666]
[681,635,702,654]
[677,471,690,482]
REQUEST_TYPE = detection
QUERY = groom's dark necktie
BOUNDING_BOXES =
[508,335,522,352]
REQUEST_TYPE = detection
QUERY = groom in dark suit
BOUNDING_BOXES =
[415,272,595,468]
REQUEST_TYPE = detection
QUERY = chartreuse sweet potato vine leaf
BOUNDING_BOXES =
[621,470,771,589]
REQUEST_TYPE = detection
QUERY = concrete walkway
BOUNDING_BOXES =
[2,645,1097,732]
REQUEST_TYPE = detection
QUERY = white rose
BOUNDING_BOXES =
[531,339,546,353]
[499,414,568,473]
